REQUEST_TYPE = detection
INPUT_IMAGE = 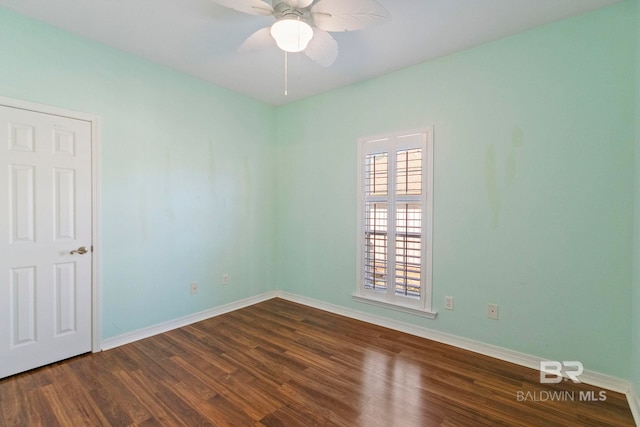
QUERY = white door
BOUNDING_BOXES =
[0,104,92,379]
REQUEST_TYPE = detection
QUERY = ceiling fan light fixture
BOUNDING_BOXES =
[270,18,313,53]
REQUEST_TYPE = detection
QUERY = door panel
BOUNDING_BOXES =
[54,168,76,241]
[0,105,92,379]
[9,164,35,243]
[10,266,36,346]
[54,262,77,336]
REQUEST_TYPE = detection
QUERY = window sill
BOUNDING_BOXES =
[352,294,438,319]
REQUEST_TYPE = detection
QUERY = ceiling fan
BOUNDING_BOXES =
[211,0,391,68]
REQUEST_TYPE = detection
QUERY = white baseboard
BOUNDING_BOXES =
[629,390,640,427]
[100,291,277,351]
[275,291,632,395]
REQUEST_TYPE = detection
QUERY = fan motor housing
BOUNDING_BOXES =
[273,1,311,21]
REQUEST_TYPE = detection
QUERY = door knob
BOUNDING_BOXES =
[70,246,88,255]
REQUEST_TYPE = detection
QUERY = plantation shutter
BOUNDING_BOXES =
[360,131,430,308]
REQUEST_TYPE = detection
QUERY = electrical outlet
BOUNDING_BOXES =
[190,282,199,294]
[488,304,499,320]
[445,296,454,310]
[222,274,229,285]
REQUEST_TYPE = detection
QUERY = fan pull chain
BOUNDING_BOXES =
[284,51,288,96]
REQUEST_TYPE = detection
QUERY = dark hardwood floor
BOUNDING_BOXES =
[0,298,635,426]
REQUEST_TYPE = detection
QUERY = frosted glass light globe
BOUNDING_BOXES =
[270,19,313,53]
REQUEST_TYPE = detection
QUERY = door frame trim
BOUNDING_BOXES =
[0,95,102,352]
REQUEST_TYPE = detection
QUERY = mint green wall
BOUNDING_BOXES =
[633,0,640,400]
[276,1,635,378]
[0,9,277,339]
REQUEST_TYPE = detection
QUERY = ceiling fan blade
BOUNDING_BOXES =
[304,28,338,67]
[311,0,390,32]
[211,0,274,16]
[238,27,276,53]
[279,0,314,8]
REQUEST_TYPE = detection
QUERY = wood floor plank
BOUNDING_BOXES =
[207,369,286,421]
[24,388,62,427]
[113,368,185,426]
[0,298,635,426]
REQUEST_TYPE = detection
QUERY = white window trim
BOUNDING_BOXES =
[354,127,436,319]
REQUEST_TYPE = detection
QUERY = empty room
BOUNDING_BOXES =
[0,0,639,425]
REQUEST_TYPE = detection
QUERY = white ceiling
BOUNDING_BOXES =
[0,0,622,106]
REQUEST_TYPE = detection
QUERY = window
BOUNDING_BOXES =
[355,129,435,318]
